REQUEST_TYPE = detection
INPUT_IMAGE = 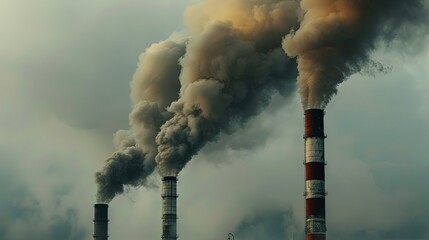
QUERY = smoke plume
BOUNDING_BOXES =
[95,40,186,202]
[283,0,429,109]
[96,0,429,202]
[155,0,300,176]
[95,0,300,202]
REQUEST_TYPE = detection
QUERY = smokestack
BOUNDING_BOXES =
[93,203,109,240]
[304,109,326,240]
[162,176,178,240]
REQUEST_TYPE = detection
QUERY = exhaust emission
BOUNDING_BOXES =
[93,203,109,240]
[304,109,326,240]
[162,176,178,240]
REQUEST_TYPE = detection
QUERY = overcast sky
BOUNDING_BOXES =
[1,0,428,239]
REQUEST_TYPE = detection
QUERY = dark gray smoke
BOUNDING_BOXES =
[96,0,428,201]
[155,24,298,175]
[95,147,155,203]
[95,40,185,203]
[155,0,300,176]
[283,0,429,109]
[95,0,300,202]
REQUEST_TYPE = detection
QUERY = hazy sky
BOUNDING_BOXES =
[1,0,428,239]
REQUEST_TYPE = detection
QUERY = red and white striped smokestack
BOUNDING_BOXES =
[93,203,109,240]
[162,176,178,240]
[304,109,327,240]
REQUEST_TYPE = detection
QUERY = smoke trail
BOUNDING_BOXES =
[155,0,300,176]
[95,40,185,203]
[283,0,429,109]
[95,0,429,200]
[95,0,301,201]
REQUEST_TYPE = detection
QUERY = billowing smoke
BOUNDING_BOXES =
[283,0,429,109]
[95,0,429,202]
[154,0,300,176]
[95,0,300,202]
[95,40,186,203]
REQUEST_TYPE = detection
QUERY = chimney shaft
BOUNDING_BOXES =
[304,109,326,240]
[93,203,109,240]
[162,176,178,240]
